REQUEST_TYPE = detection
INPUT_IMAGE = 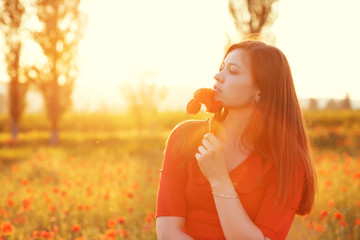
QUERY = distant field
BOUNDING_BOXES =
[0,110,359,239]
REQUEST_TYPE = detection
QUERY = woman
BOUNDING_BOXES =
[156,40,317,240]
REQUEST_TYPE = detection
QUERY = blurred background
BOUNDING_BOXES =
[0,0,359,239]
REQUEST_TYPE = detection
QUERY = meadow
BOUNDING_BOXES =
[0,110,360,239]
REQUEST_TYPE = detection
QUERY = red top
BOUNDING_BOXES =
[156,120,305,240]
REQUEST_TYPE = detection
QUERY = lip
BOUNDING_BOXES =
[213,85,222,93]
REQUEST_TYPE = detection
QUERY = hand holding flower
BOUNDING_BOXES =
[195,133,229,186]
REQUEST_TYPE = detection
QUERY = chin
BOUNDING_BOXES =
[214,95,222,102]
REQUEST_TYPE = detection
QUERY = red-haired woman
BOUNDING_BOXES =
[156,40,317,240]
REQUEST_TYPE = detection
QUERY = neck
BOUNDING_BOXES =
[219,106,255,152]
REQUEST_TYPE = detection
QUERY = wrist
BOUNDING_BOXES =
[209,175,233,191]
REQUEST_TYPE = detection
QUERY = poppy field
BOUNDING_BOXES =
[0,111,360,239]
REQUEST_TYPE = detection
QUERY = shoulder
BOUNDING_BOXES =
[165,120,208,158]
[173,119,208,132]
[167,120,208,141]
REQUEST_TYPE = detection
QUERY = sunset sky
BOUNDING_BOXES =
[1,0,360,111]
[76,0,360,101]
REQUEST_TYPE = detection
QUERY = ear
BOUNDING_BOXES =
[255,91,261,102]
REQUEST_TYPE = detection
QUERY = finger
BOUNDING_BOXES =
[203,133,214,144]
[202,138,212,150]
[195,152,201,160]
[198,145,207,155]
[204,133,222,148]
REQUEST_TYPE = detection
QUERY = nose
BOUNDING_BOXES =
[214,71,224,83]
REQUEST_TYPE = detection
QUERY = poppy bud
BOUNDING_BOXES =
[186,98,201,114]
[187,88,222,114]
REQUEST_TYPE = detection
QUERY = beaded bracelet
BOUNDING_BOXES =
[212,192,238,199]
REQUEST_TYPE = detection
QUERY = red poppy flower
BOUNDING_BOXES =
[325,180,332,187]
[22,198,32,211]
[7,198,14,207]
[146,212,155,223]
[52,187,59,194]
[118,216,125,224]
[33,230,40,239]
[186,88,222,114]
[72,224,81,232]
[49,205,56,212]
[21,179,29,186]
[334,212,344,221]
[107,218,116,228]
[1,221,13,235]
[340,220,348,227]
[143,224,150,232]
[319,210,328,218]
[118,229,129,238]
[314,224,325,233]
[0,209,6,216]
[40,230,51,238]
[354,219,360,226]
[105,229,117,238]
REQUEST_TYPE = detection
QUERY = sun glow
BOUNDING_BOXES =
[77,0,231,87]
[77,0,360,106]
[1,0,360,111]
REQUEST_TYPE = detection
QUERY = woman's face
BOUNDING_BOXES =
[213,49,259,109]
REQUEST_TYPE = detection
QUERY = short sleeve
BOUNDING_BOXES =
[156,123,188,218]
[254,165,305,240]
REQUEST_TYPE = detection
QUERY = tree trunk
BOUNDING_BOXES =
[50,128,59,145]
[50,115,59,145]
[10,120,18,143]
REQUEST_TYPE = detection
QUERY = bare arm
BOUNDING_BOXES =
[196,134,271,240]
[211,178,271,240]
[156,217,194,240]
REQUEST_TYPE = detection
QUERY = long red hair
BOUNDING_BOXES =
[218,41,317,215]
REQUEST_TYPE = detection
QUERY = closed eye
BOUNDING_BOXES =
[229,68,238,74]
[219,62,241,74]
[229,65,240,74]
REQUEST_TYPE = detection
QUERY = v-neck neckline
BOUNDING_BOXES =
[228,150,256,175]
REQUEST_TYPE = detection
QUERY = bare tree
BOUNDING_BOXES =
[31,0,87,144]
[0,88,7,114]
[228,0,279,44]
[325,98,338,110]
[308,98,319,111]
[120,71,167,133]
[340,93,352,110]
[0,0,29,142]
